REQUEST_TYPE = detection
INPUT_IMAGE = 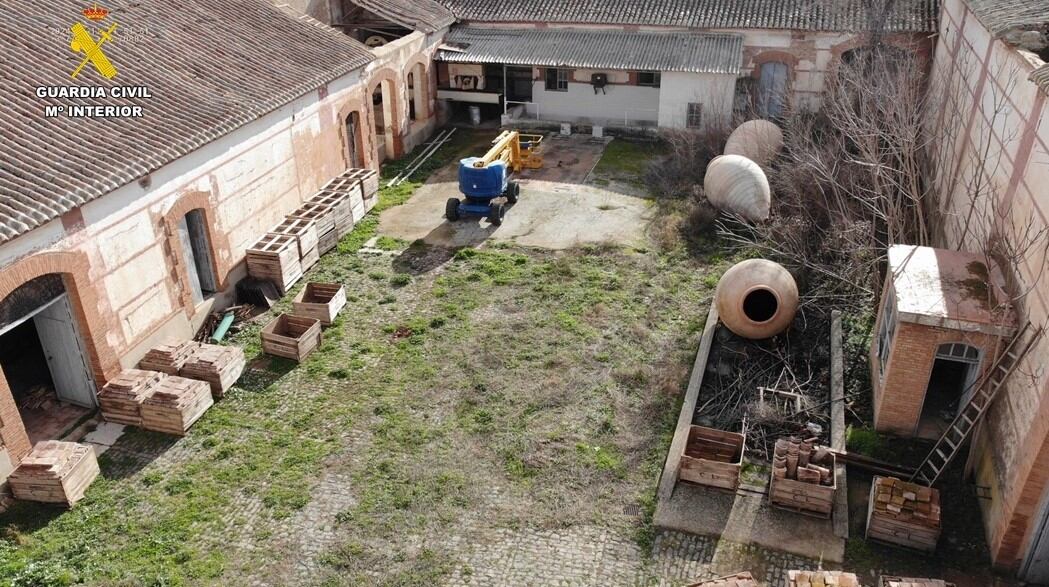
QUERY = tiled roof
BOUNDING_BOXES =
[1032,63,1049,95]
[0,0,374,244]
[964,0,1049,36]
[437,27,744,75]
[439,0,939,32]
[347,0,456,33]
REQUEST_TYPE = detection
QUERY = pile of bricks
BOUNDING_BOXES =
[8,441,100,506]
[139,341,197,375]
[786,570,861,587]
[866,476,941,552]
[98,368,164,426]
[881,577,955,587]
[180,342,245,398]
[141,376,214,436]
[688,572,757,586]
[769,437,836,517]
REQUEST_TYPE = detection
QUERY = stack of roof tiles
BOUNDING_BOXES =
[98,369,165,426]
[8,441,100,506]
[180,343,245,398]
[139,341,199,375]
[866,476,941,552]
[141,376,215,436]
[786,570,861,587]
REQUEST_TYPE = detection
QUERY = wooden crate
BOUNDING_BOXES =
[246,233,303,294]
[180,343,245,398]
[309,191,353,236]
[325,168,378,213]
[768,437,836,518]
[289,202,335,235]
[881,577,955,587]
[300,244,320,271]
[141,376,214,436]
[677,426,744,491]
[269,217,319,258]
[292,282,346,326]
[261,314,322,361]
[866,476,941,552]
[787,571,861,587]
[317,228,338,254]
[99,369,164,426]
[9,441,100,507]
[687,572,757,587]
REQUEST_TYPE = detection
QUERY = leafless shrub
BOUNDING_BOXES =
[644,126,730,198]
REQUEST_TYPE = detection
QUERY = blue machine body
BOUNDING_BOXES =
[458,158,508,201]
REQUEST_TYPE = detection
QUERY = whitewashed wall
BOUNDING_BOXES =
[657,72,735,128]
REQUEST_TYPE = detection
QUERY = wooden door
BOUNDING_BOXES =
[33,295,96,408]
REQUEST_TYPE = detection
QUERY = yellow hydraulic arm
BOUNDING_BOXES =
[473,130,545,172]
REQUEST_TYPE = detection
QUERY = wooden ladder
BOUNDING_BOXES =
[910,321,1041,487]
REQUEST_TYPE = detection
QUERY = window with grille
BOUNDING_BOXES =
[637,71,661,87]
[877,290,897,379]
[686,103,703,128]
[545,68,569,91]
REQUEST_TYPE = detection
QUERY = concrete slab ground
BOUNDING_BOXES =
[379,180,653,250]
[655,482,846,564]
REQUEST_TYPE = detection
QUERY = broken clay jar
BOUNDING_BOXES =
[715,259,799,339]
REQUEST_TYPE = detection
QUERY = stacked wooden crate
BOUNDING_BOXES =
[322,169,375,223]
[270,217,320,271]
[8,441,100,506]
[246,233,302,294]
[98,368,164,426]
[687,572,757,587]
[881,577,955,587]
[261,314,322,361]
[769,437,836,518]
[866,476,941,552]
[181,343,245,398]
[292,282,346,326]
[290,202,337,255]
[348,168,380,212]
[786,570,861,587]
[141,376,214,436]
[309,190,353,238]
[139,341,198,375]
[677,425,744,491]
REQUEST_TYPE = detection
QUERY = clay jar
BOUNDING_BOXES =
[715,259,799,339]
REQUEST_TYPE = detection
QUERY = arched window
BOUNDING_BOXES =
[345,110,363,168]
[756,61,789,119]
[176,209,216,304]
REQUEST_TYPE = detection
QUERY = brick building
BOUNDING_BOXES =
[0,0,448,482]
[871,245,1015,437]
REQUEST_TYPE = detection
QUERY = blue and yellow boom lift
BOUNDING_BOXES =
[446,130,544,225]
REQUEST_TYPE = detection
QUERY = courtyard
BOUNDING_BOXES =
[0,133,1010,586]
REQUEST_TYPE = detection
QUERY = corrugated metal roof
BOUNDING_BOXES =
[439,0,939,33]
[437,27,744,74]
[964,0,1049,36]
[1031,64,1049,95]
[0,0,374,244]
[347,0,456,33]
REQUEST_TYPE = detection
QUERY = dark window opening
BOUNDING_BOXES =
[179,210,216,304]
[545,68,568,91]
[742,288,778,323]
[687,102,703,128]
[637,71,661,87]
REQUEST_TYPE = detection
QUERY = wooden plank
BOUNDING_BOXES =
[655,301,720,508]
[830,310,850,540]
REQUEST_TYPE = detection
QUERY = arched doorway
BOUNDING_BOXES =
[0,274,96,445]
[372,80,396,162]
[407,62,426,124]
[345,110,364,168]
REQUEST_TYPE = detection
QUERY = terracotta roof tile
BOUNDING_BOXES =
[347,0,455,33]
